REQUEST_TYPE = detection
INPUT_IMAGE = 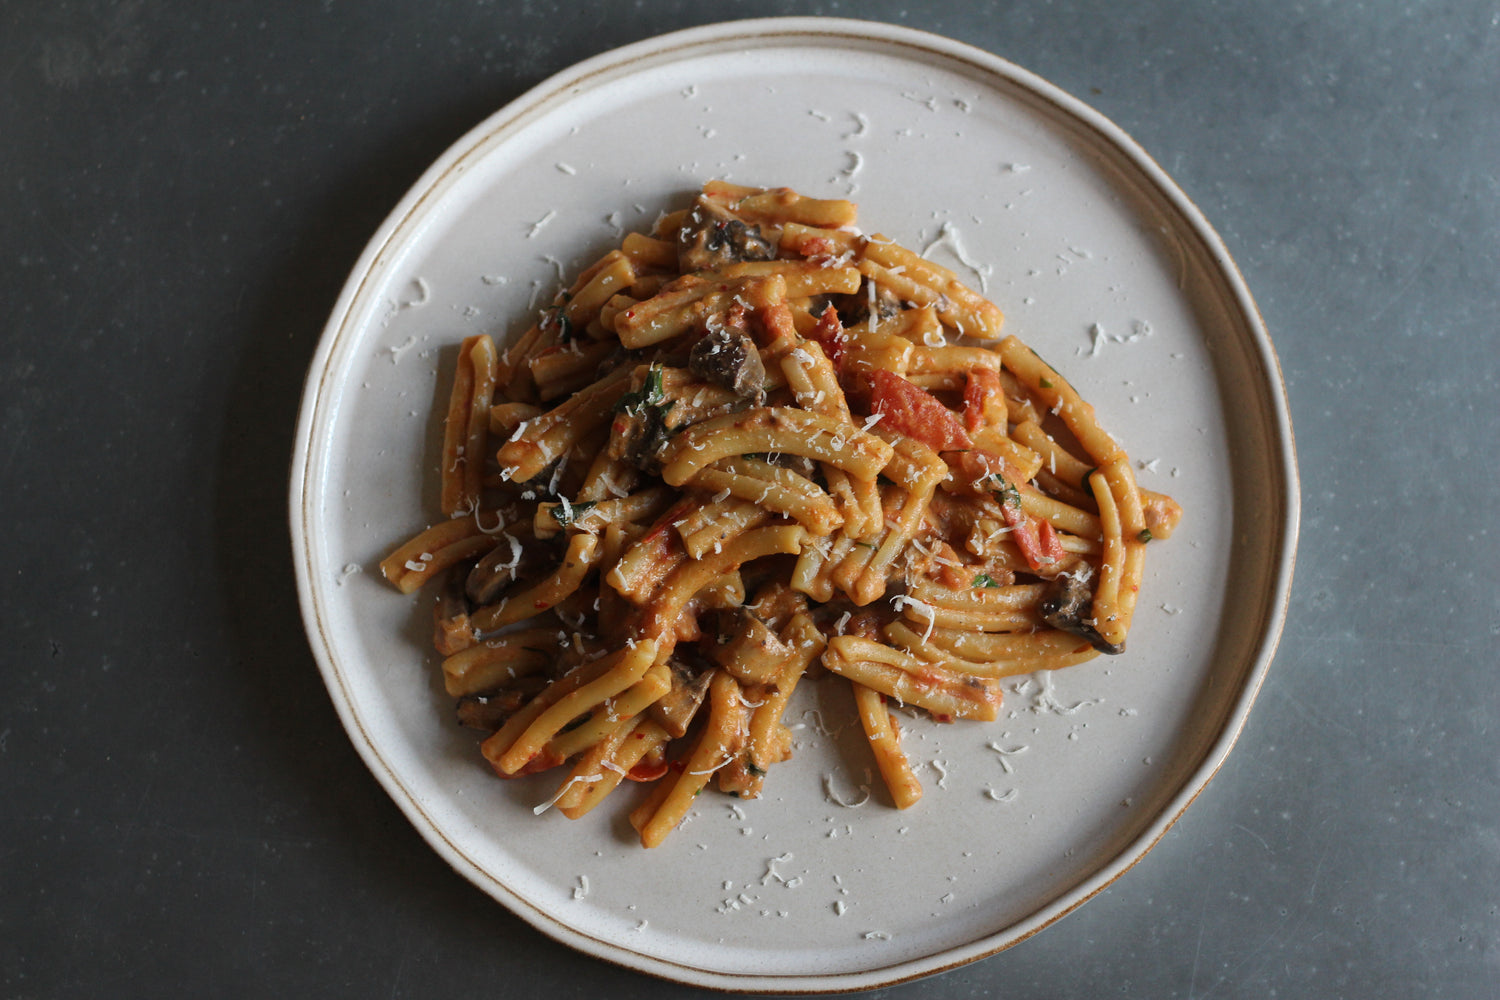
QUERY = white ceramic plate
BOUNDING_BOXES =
[290,17,1297,992]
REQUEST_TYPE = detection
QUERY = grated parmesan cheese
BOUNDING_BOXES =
[890,594,938,644]
[822,774,870,808]
[533,774,600,815]
[986,741,1030,774]
[528,210,557,238]
[930,759,949,789]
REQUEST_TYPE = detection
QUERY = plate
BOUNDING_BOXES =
[290,17,1297,992]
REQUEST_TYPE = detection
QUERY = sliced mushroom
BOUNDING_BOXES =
[688,324,766,404]
[433,566,477,656]
[1039,571,1125,655]
[609,366,749,471]
[609,401,676,473]
[766,452,819,482]
[676,196,777,272]
[648,659,714,738]
[454,677,548,732]
[464,529,545,605]
[835,276,903,328]
[743,580,810,633]
[709,607,796,685]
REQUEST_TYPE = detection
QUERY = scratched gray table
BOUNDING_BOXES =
[4,2,1496,997]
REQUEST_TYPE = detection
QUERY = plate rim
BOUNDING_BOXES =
[288,15,1300,992]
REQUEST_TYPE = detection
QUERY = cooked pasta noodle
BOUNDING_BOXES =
[380,182,1182,846]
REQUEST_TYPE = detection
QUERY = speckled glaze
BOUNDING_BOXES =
[290,17,1296,992]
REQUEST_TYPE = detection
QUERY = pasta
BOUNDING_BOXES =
[380,182,1183,847]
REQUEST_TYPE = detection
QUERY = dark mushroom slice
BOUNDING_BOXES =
[609,366,749,471]
[609,403,675,473]
[834,275,904,329]
[608,364,679,471]
[688,324,766,404]
[742,579,811,633]
[765,451,819,483]
[464,526,546,606]
[676,195,777,272]
[455,675,550,733]
[709,607,794,685]
[1039,571,1125,655]
[648,658,715,739]
[433,565,477,656]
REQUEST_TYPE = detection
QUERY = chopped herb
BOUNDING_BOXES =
[855,540,878,550]
[541,299,575,339]
[991,474,1023,510]
[972,573,1002,588]
[551,499,597,527]
[747,761,767,777]
[1039,378,1053,389]
[614,364,672,416]
[1137,528,1154,543]
[612,365,680,466]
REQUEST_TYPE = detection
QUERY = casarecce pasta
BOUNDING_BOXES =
[379,180,1183,847]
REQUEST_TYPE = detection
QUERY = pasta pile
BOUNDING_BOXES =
[380,181,1181,847]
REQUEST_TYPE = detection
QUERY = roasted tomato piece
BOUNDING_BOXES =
[807,303,848,371]
[869,369,973,452]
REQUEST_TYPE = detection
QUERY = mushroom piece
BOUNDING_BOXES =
[464,530,545,606]
[676,196,777,272]
[1039,571,1125,655]
[835,276,904,329]
[709,607,794,685]
[433,566,477,656]
[648,659,715,739]
[743,580,810,633]
[608,365,679,472]
[455,677,549,733]
[688,324,766,404]
[611,365,757,471]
